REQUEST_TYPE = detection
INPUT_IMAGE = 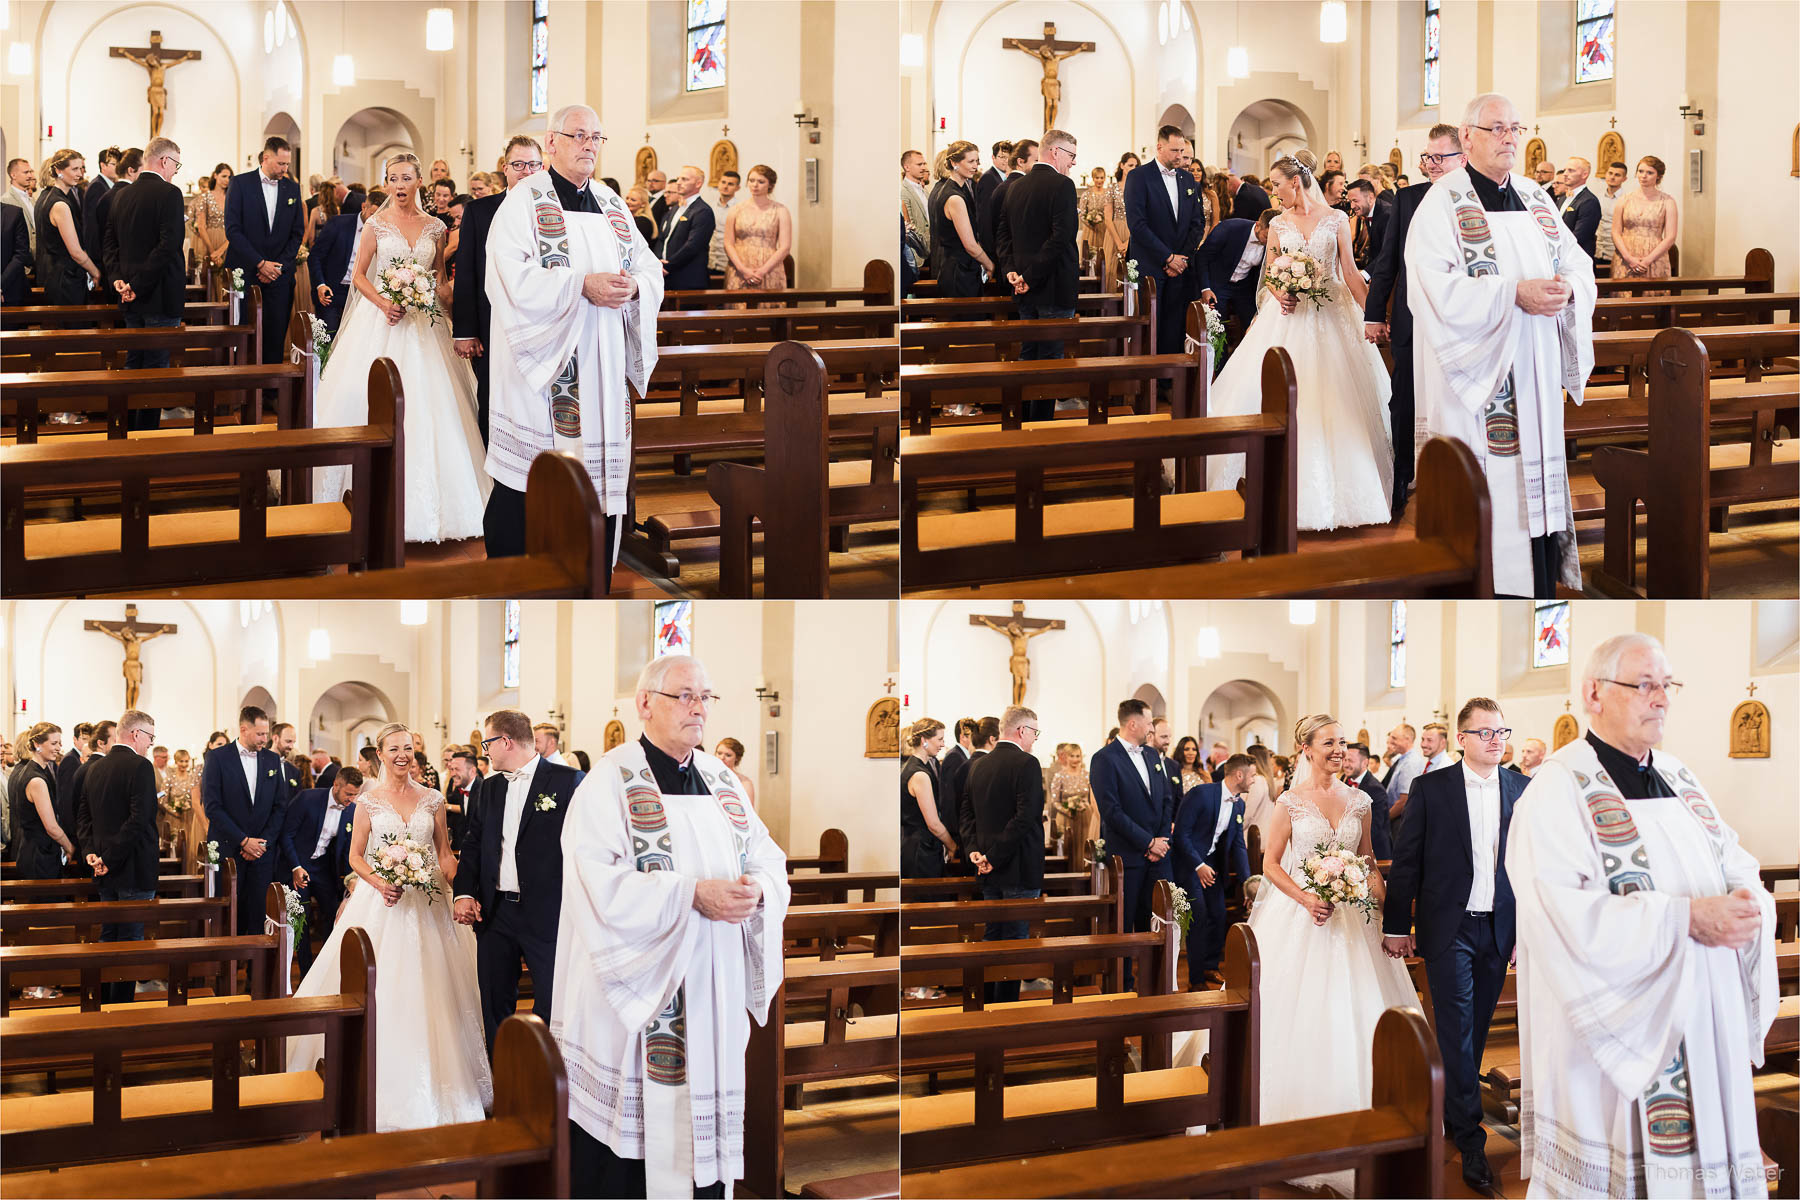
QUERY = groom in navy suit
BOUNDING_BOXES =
[1173,753,1254,989]
[1196,214,1267,348]
[280,766,360,972]
[1124,126,1203,359]
[1091,699,1175,973]
[309,193,367,335]
[223,137,304,372]
[200,706,294,935]
[1381,697,1526,1193]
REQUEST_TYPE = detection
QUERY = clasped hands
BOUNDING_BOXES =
[1690,888,1762,950]
[694,875,763,924]
[581,271,637,308]
[1515,276,1573,317]
[1005,270,1028,296]
[1146,835,1169,863]
[968,850,994,875]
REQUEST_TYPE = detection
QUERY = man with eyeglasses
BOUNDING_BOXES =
[1408,91,1596,598]
[104,137,187,430]
[556,654,790,1197]
[449,135,543,445]
[1382,696,1529,1192]
[1508,632,1774,1197]
[484,104,663,571]
[997,130,1080,421]
[963,704,1047,1004]
[71,709,162,1004]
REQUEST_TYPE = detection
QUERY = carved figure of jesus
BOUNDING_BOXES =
[111,33,202,138]
[91,619,176,710]
[973,614,1059,706]
[1002,23,1095,131]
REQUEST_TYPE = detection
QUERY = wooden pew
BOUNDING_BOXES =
[901,347,1295,591]
[2,359,406,597]
[705,342,898,597]
[1590,326,1800,597]
[900,892,1125,950]
[1,323,260,377]
[5,301,230,329]
[1594,247,1775,296]
[900,292,1130,324]
[1,1013,569,1199]
[0,928,376,1170]
[789,872,898,905]
[645,337,895,419]
[897,868,1108,903]
[1,874,208,903]
[2,355,305,447]
[786,902,900,961]
[662,259,894,310]
[1581,322,1797,410]
[905,274,1105,300]
[900,346,1196,436]
[902,1006,1443,1199]
[657,306,898,345]
[897,923,1259,1172]
[20,282,208,305]
[0,933,281,1019]
[789,829,851,873]
[901,313,1153,367]
[0,894,236,946]
[912,434,1494,600]
[1590,290,1798,332]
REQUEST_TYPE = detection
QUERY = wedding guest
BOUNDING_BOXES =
[1319,168,1347,207]
[937,718,976,871]
[2,157,38,255]
[532,723,567,767]
[1341,178,1376,269]
[311,176,368,336]
[1612,155,1677,292]
[1515,737,1546,775]
[1048,742,1092,846]
[644,168,671,246]
[1077,166,1109,272]
[1173,752,1253,989]
[723,164,790,292]
[189,163,232,274]
[714,737,757,809]
[1091,699,1174,948]
[1197,209,1266,338]
[1323,150,1344,174]
[106,138,187,430]
[1125,127,1202,367]
[1558,156,1601,260]
[964,706,1047,1004]
[13,723,75,880]
[660,164,716,292]
[310,747,339,792]
[429,178,457,218]
[998,130,1078,420]
[971,140,1012,262]
[1342,741,1392,859]
[200,706,292,936]
[1381,722,1425,829]
[1533,159,1557,195]
[223,137,304,374]
[1226,169,1269,222]
[624,185,657,242]
[1592,160,1627,273]
[452,134,543,444]
[901,149,931,249]
[280,765,360,974]
[928,141,993,297]
[985,139,1035,281]
[1421,722,1454,772]
[1173,736,1208,794]
[34,148,100,304]
[86,147,140,294]
[708,169,740,285]
[901,718,954,879]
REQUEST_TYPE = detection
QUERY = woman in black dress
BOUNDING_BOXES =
[33,149,101,306]
[927,141,993,298]
[899,718,955,880]
[12,723,75,879]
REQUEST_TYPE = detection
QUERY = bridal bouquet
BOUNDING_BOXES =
[1265,251,1331,310]
[374,263,445,327]
[1295,840,1378,919]
[370,835,444,904]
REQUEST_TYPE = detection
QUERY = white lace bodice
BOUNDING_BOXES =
[367,212,446,276]
[1276,782,1371,865]
[1271,208,1347,286]
[359,786,444,865]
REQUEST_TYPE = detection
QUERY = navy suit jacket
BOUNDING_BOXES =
[453,759,582,933]
[1123,162,1202,276]
[1172,781,1250,889]
[1351,770,1394,860]
[1195,217,1257,298]
[1231,181,1270,223]
[1363,182,1430,342]
[315,761,339,793]
[222,170,304,281]
[200,742,294,871]
[452,192,504,342]
[661,199,716,291]
[1,202,29,305]
[282,789,356,879]
[1381,764,1527,960]
[1561,187,1602,260]
[1090,739,1173,875]
[311,212,360,297]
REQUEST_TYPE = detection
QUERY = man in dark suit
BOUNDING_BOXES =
[2,199,30,304]
[659,165,716,292]
[453,709,583,1055]
[444,744,484,852]
[1090,699,1175,964]
[963,706,1047,1004]
[87,147,139,297]
[280,766,360,973]
[1125,126,1203,364]
[223,136,305,376]
[454,137,542,445]
[1558,156,1601,261]
[106,139,188,430]
[55,724,94,843]
[998,133,1078,422]
[73,710,159,1002]
[1227,171,1270,222]
[937,718,977,876]
[308,195,363,336]
[1172,754,1254,989]
[200,706,293,936]
[644,169,672,252]
[270,722,301,802]
[1365,124,1464,519]
[1382,698,1527,1193]
[985,139,1034,278]
[1196,215,1266,334]
[1343,741,1393,859]
[309,747,340,794]
[971,141,1013,263]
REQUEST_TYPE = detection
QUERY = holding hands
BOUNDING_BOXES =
[452,895,482,925]
[1364,321,1389,345]
[1381,933,1414,959]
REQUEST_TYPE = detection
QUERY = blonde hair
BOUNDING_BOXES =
[935,140,978,180]
[19,721,61,758]
[904,718,945,753]
[1293,713,1340,749]
[370,722,414,777]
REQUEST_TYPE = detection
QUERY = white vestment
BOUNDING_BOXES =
[1506,739,1776,1198]
[1407,168,1596,595]
[552,742,789,1195]
[485,172,664,521]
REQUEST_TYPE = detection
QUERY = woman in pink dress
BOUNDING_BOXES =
[1610,154,1679,295]
[723,163,793,291]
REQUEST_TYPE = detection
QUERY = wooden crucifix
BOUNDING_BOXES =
[1002,22,1095,132]
[971,601,1064,707]
[85,605,178,711]
[110,31,202,139]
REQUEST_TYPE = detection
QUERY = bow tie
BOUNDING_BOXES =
[504,768,531,784]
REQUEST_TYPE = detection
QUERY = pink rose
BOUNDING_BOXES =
[1272,255,1293,272]
[1319,855,1344,879]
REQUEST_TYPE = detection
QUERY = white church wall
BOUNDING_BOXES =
[1713,0,1799,292]
[826,0,901,288]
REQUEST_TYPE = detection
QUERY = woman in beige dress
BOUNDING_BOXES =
[1611,155,1678,296]
[190,164,232,280]
[1047,743,1094,847]
[713,737,758,809]
[724,163,792,291]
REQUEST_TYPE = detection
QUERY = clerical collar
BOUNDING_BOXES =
[548,166,596,213]
[1466,166,1524,213]
[1585,730,1672,799]
[640,734,711,796]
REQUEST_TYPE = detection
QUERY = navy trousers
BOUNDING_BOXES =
[1423,910,1508,1155]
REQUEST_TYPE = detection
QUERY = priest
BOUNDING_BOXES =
[484,103,662,572]
[553,653,790,1198]
[1407,91,1595,598]
[1507,632,1775,1198]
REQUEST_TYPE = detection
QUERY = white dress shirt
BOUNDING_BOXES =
[1117,738,1152,793]
[1461,761,1502,911]
[1229,236,1265,282]
[342,214,363,286]
[238,741,261,799]
[1207,793,1239,856]
[260,172,280,229]
[709,197,732,272]
[497,753,541,892]
[1595,185,1622,261]
[1159,164,1181,215]
[312,799,350,861]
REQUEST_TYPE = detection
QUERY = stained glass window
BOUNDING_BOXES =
[503,601,522,688]
[1533,602,1571,668]
[1389,601,1407,688]
[530,1,549,115]
[1576,0,1615,84]
[655,600,693,658]
[1423,0,1441,107]
[686,0,726,92]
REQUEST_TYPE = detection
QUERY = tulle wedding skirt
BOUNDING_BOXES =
[312,294,491,543]
[285,874,493,1131]
[1205,283,1396,530]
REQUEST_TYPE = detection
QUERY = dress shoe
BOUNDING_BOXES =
[1460,1145,1494,1192]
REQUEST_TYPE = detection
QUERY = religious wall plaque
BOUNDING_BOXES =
[1388,146,1404,173]
[708,139,738,187]
[1551,711,1580,750]
[1597,130,1625,174]
[866,697,900,759]
[1729,691,1770,759]
[634,145,658,187]
[1524,138,1547,175]
[604,719,627,752]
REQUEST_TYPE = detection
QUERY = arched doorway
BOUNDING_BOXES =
[240,685,278,721]
[1225,98,1315,176]
[307,680,397,760]
[264,111,302,179]
[1196,679,1284,753]
[1131,682,1167,720]
[331,106,423,187]
[1156,103,1196,143]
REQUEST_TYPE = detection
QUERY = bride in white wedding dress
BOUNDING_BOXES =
[1249,714,1415,1189]
[285,722,492,1130]
[312,153,490,543]
[1204,150,1395,530]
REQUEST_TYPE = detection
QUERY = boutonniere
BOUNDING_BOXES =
[535,794,558,812]
[267,768,276,777]
[286,197,295,205]
[1186,187,1194,196]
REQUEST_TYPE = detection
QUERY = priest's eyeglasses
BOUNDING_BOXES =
[1469,122,1529,140]
[1598,678,1684,698]
[1459,727,1513,743]
[1418,151,1464,168]
[649,689,720,709]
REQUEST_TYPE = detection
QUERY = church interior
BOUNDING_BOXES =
[898,0,1799,601]
[2,0,899,601]
[897,597,1797,1197]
